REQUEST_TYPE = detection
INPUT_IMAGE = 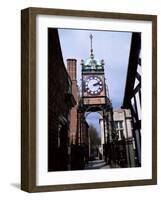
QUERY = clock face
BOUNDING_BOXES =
[85,76,103,95]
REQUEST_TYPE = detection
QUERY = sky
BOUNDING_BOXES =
[58,28,132,134]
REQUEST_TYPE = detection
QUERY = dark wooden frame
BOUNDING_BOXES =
[21,7,157,192]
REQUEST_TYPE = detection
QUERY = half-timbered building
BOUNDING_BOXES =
[122,32,141,166]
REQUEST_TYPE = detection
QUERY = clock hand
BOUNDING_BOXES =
[93,82,99,86]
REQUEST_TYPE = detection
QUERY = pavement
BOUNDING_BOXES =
[85,159,110,170]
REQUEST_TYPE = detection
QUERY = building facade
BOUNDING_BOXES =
[122,32,141,166]
[48,28,76,171]
[113,109,135,167]
[99,109,135,167]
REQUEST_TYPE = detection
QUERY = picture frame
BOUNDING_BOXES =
[21,7,157,192]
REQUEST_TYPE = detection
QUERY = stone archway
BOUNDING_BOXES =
[85,111,103,160]
[77,102,114,163]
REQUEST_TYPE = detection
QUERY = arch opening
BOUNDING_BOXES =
[85,112,104,161]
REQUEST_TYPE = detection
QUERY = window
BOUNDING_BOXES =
[114,121,124,140]
[114,121,118,129]
[114,121,123,129]
[119,121,123,128]
[120,130,124,139]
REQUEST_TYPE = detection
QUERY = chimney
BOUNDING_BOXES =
[67,59,77,81]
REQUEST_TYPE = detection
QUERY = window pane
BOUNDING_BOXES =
[119,121,123,128]
[114,121,118,129]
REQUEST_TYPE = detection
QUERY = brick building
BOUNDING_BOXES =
[67,59,89,169]
[67,59,79,145]
[48,28,76,171]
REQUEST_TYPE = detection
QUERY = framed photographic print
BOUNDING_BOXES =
[21,7,157,192]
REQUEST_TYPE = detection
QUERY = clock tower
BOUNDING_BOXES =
[81,34,107,106]
[77,34,115,163]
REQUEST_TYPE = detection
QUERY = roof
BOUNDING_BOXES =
[82,57,104,71]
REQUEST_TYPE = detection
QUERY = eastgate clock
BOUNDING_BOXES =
[85,76,103,95]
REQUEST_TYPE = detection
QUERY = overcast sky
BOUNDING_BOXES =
[58,28,132,134]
